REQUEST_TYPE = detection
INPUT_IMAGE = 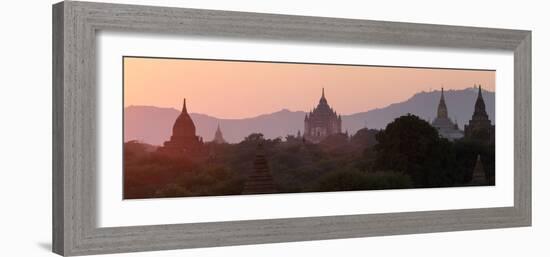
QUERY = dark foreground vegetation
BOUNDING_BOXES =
[124,114,494,199]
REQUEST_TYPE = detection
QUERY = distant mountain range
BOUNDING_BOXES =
[124,87,495,145]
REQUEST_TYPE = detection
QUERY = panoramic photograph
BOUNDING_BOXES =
[123,57,496,199]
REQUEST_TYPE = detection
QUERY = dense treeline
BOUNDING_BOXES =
[124,114,494,199]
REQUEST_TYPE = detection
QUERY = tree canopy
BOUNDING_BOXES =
[124,114,495,199]
[374,114,456,186]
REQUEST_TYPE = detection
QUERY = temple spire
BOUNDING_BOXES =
[318,87,328,105]
[437,87,448,118]
[477,84,482,97]
[182,98,187,113]
[473,85,488,118]
[465,84,494,142]
[212,123,226,144]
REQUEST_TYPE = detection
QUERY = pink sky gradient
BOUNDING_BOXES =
[124,57,495,119]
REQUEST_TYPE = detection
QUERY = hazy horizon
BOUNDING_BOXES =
[125,87,495,120]
[124,88,496,145]
[124,57,495,119]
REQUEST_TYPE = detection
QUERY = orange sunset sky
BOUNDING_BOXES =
[124,57,495,119]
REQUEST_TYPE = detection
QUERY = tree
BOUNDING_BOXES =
[124,140,149,161]
[374,114,456,187]
[351,128,379,148]
[319,133,350,154]
[243,133,264,143]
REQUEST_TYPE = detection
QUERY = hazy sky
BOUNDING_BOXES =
[124,57,495,119]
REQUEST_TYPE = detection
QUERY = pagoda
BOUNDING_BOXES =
[470,154,486,185]
[464,85,495,142]
[158,98,203,155]
[212,124,227,144]
[431,88,463,140]
[303,88,342,143]
[242,143,277,194]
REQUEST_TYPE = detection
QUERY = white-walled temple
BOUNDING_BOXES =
[432,88,464,140]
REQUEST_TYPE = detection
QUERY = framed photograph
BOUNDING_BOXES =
[53,1,531,256]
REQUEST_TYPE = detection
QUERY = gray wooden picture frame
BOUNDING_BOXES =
[52,1,531,256]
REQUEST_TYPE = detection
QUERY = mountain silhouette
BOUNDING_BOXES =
[125,87,494,145]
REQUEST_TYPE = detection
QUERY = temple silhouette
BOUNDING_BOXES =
[464,85,495,142]
[470,154,486,185]
[430,85,494,185]
[303,88,342,143]
[431,88,463,140]
[242,143,277,194]
[211,124,227,144]
[431,85,494,142]
[156,87,494,181]
[134,85,497,196]
[157,99,204,156]
[158,86,495,152]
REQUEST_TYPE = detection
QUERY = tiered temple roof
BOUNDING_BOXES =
[465,85,495,142]
[304,88,342,143]
[431,88,463,140]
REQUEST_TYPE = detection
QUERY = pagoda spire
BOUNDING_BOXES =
[464,84,493,141]
[182,98,187,113]
[473,85,488,118]
[212,123,226,144]
[319,87,328,105]
[437,87,448,118]
[477,84,482,98]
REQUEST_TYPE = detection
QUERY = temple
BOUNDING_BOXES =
[464,85,495,142]
[212,124,227,144]
[470,154,486,185]
[431,88,463,140]
[242,143,277,194]
[304,88,342,143]
[157,98,203,155]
